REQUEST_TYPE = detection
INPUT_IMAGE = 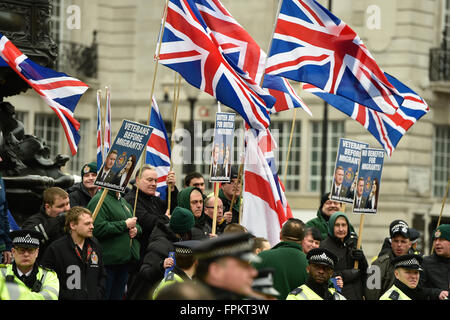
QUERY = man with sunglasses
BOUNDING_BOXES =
[0,230,59,300]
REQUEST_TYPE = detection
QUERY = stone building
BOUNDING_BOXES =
[4,0,449,258]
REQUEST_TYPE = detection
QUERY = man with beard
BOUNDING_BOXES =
[287,248,346,300]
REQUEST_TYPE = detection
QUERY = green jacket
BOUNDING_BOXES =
[305,210,330,240]
[88,190,142,266]
[253,241,308,300]
[286,284,346,300]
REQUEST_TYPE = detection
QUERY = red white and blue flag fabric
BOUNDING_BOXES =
[159,0,275,131]
[303,73,429,157]
[242,129,292,247]
[265,0,403,115]
[96,91,103,171]
[193,0,311,116]
[145,96,171,200]
[0,32,89,155]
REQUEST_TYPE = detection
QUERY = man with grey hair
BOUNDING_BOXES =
[124,165,178,285]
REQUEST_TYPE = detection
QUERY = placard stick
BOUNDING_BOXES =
[354,214,365,269]
[211,182,220,235]
[92,188,109,221]
[431,178,450,254]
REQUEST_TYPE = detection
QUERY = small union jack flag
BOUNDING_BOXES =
[266,0,404,115]
[0,32,89,155]
[146,96,171,200]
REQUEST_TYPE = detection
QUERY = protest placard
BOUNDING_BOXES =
[352,148,385,214]
[330,138,369,204]
[210,112,235,182]
[95,120,153,193]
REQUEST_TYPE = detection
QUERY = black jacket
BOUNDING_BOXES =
[68,183,96,208]
[21,206,65,261]
[126,221,180,299]
[419,253,450,300]
[41,234,107,300]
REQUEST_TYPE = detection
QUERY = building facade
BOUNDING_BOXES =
[4,0,449,258]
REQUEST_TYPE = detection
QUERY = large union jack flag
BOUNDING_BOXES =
[0,33,89,155]
[303,73,429,157]
[146,96,172,200]
[193,0,311,116]
[266,0,403,115]
[159,0,274,130]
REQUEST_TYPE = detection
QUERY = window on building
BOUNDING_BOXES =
[433,125,450,197]
[272,120,301,192]
[309,120,344,192]
[34,113,61,158]
[50,0,64,70]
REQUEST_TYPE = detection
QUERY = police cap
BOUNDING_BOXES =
[393,254,423,271]
[9,230,43,249]
[174,240,201,255]
[193,232,260,263]
[306,248,338,269]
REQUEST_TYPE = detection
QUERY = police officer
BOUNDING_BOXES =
[380,254,427,300]
[0,230,59,300]
[151,240,200,299]
[287,248,346,300]
[194,232,261,299]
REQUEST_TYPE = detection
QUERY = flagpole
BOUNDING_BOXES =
[97,89,104,163]
[166,73,182,214]
[132,0,170,220]
[212,182,219,235]
[431,178,450,254]
[283,108,297,185]
[354,214,365,269]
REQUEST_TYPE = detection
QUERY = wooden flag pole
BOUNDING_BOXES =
[166,73,182,214]
[431,178,450,254]
[132,0,170,219]
[354,214,365,269]
[211,182,220,235]
[283,108,297,186]
[92,188,109,222]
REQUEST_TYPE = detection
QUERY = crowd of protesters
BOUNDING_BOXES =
[0,160,449,301]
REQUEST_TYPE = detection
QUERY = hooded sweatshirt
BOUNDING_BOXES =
[320,212,367,300]
[177,187,206,239]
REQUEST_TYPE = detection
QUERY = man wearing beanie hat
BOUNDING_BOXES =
[420,224,450,300]
[68,161,99,208]
[306,192,355,240]
[126,206,195,300]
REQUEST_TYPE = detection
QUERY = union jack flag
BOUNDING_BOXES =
[193,0,311,116]
[96,88,112,172]
[0,33,89,155]
[96,91,103,171]
[265,0,403,115]
[146,96,171,200]
[303,73,429,157]
[104,88,112,160]
[159,0,274,130]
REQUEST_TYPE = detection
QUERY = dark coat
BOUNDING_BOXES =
[21,206,65,261]
[0,177,12,253]
[126,221,179,299]
[419,253,450,300]
[68,182,96,208]
[41,234,107,300]
[320,212,368,300]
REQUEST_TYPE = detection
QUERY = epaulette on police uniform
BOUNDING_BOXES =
[165,272,175,281]
[290,287,303,295]
[389,290,400,300]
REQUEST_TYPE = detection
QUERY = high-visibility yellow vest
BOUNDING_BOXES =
[286,284,346,300]
[379,284,411,300]
[152,271,185,300]
[0,264,59,300]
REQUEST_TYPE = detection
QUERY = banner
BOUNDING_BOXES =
[95,120,153,193]
[330,138,369,204]
[210,112,235,182]
[353,148,385,214]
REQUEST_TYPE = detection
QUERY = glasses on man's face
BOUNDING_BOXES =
[205,206,224,210]
[14,247,37,254]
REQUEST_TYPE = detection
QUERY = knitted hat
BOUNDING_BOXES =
[319,192,331,211]
[432,224,450,241]
[81,162,97,178]
[169,207,195,234]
